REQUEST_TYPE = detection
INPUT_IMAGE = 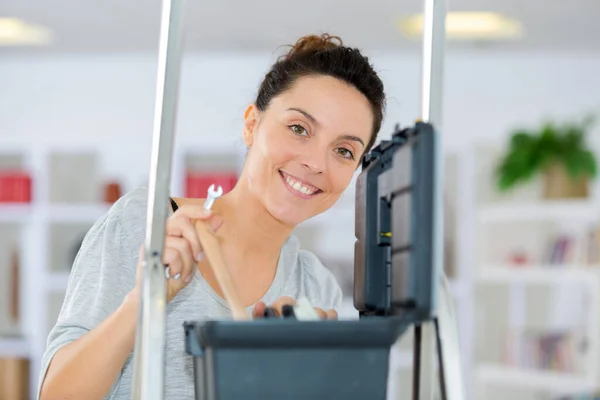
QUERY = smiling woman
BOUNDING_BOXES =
[244,34,386,226]
[38,33,387,400]
[244,74,378,225]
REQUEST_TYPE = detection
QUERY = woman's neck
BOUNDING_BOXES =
[213,183,294,269]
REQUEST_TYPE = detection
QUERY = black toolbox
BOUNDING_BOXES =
[184,318,407,400]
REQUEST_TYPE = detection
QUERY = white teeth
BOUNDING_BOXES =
[283,174,317,196]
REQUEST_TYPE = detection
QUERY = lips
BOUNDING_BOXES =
[279,170,322,198]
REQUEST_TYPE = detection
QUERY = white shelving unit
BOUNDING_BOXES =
[478,200,599,223]
[0,337,30,359]
[469,144,600,400]
[475,266,600,396]
[477,363,598,394]
[478,264,600,284]
[0,204,32,224]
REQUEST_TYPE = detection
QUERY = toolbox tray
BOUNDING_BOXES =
[184,318,407,400]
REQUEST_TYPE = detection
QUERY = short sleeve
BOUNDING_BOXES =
[37,192,144,399]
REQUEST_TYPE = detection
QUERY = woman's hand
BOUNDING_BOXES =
[127,204,222,305]
[252,296,338,320]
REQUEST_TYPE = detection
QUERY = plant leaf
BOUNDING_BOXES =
[495,113,599,191]
[580,150,598,177]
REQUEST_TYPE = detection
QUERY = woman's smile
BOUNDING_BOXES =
[279,170,323,199]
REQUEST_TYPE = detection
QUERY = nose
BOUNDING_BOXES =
[299,148,327,174]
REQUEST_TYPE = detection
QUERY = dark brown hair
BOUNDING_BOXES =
[255,33,386,154]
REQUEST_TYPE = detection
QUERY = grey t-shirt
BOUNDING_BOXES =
[39,186,343,399]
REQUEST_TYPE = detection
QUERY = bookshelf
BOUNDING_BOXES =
[471,144,600,400]
[477,364,598,394]
[478,265,600,284]
[0,143,254,396]
[478,200,599,223]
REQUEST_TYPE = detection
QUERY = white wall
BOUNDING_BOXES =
[2,50,599,176]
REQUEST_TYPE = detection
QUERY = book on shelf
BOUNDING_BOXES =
[0,170,32,203]
[504,329,588,374]
[541,224,600,267]
[185,171,238,199]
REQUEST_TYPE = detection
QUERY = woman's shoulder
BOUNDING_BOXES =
[107,186,151,227]
[71,187,150,268]
[76,186,151,256]
[102,185,176,236]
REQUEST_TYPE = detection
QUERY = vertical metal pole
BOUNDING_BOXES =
[130,1,186,399]
[421,0,446,127]
[419,0,446,400]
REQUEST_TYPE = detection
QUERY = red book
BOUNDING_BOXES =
[185,172,237,199]
[0,171,32,203]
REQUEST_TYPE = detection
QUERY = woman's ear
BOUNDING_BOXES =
[243,104,259,147]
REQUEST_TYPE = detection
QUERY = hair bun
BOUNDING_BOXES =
[281,33,343,61]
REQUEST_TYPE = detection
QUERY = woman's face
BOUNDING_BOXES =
[242,74,374,226]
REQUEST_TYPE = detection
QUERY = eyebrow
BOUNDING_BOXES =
[288,107,318,125]
[339,134,365,148]
[287,107,365,148]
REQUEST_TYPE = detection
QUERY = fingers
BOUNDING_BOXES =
[254,296,339,320]
[313,308,327,319]
[173,204,223,232]
[162,246,184,279]
[325,309,338,320]
[313,308,337,320]
[271,296,296,316]
[163,237,195,282]
[166,205,224,263]
[252,301,267,319]
[167,214,204,262]
[160,204,225,303]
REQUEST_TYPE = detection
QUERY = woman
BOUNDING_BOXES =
[39,33,386,400]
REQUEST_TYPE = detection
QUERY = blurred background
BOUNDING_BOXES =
[1,0,600,399]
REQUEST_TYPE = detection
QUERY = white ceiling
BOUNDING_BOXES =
[1,0,600,55]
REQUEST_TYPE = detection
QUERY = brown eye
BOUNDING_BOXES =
[336,148,355,160]
[289,124,308,136]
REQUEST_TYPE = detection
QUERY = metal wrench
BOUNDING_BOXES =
[204,184,223,211]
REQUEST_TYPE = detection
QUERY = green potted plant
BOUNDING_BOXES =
[495,114,598,199]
